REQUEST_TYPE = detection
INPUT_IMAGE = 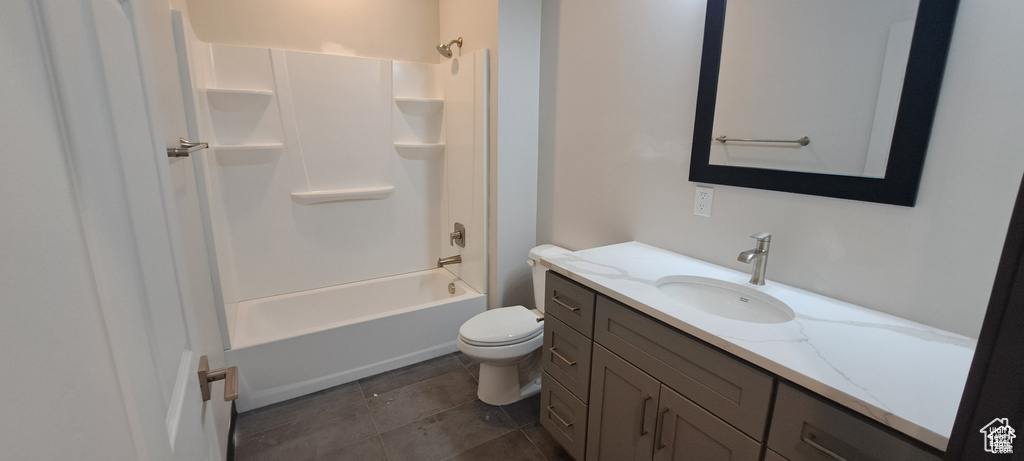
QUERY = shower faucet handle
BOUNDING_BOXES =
[450,222,466,247]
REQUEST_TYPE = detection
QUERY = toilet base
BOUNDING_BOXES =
[476,349,542,405]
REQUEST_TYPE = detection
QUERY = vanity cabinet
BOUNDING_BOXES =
[766,384,941,461]
[587,344,761,461]
[538,272,941,461]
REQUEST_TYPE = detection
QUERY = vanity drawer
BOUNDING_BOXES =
[545,271,596,338]
[594,296,773,441]
[768,383,941,461]
[540,371,588,461]
[542,316,593,403]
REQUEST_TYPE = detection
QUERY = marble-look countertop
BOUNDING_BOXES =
[540,242,976,451]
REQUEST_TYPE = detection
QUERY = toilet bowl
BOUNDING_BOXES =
[457,244,570,405]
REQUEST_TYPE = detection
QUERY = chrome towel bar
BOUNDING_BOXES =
[715,135,810,146]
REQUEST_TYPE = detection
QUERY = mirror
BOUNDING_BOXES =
[689,0,960,206]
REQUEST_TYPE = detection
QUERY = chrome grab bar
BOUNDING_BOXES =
[715,135,810,146]
[167,137,209,157]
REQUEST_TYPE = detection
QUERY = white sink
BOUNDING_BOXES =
[656,276,795,324]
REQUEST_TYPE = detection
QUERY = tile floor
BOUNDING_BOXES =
[232,352,574,461]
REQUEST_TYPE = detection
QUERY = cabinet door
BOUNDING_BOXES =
[587,345,660,461]
[653,385,762,461]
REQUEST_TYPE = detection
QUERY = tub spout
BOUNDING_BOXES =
[438,255,462,268]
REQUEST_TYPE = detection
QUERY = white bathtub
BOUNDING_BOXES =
[225,268,485,411]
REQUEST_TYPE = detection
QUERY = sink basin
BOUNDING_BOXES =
[656,276,794,324]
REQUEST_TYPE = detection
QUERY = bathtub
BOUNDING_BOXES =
[225,268,485,412]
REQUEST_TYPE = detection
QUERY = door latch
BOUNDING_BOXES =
[167,137,209,158]
[198,355,238,402]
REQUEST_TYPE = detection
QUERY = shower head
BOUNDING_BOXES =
[436,37,463,58]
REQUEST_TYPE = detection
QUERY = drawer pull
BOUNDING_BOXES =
[801,432,847,461]
[639,395,652,436]
[547,405,574,428]
[551,294,580,312]
[549,347,577,366]
[655,408,670,451]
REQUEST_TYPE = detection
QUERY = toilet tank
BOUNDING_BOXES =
[528,244,571,312]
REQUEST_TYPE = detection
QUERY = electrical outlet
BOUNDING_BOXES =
[694,186,713,217]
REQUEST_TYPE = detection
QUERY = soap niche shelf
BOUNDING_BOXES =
[394,143,445,158]
[291,186,395,205]
[205,88,274,110]
[214,143,284,151]
[394,97,444,116]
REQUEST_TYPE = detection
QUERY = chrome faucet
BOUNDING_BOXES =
[737,232,771,285]
[437,255,462,268]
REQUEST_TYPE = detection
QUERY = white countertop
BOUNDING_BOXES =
[540,242,976,451]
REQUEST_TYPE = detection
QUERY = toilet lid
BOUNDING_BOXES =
[459,305,543,346]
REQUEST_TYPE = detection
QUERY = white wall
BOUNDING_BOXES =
[440,0,542,309]
[538,0,1024,338]
[1,3,138,457]
[184,0,440,63]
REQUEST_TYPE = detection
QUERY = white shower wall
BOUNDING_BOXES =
[185,40,487,345]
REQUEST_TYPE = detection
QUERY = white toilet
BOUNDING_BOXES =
[457,244,570,405]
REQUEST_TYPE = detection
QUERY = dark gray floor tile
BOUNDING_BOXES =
[466,362,480,381]
[316,435,389,461]
[520,421,575,461]
[360,354,465,398]
[454,351,476,367]
[367,369,479,432]
[500,394,541,427]
[379,400,517,461]
[237,399,377,461]
[234,425,318,461]
[236,381,364,436]
[445,430,547,461]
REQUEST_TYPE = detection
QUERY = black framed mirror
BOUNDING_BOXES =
[689,0,960,206]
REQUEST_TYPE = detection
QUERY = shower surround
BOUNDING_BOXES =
[178,23,489,410]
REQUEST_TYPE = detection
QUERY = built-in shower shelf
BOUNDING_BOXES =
[394,143,445,157]
[205,88,274,97]
[205,88,274,111]
[291,186,395,205]
[214,143,284,151]
[394,97,444,104]
[394,98,444,115]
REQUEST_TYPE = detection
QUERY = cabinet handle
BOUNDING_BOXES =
[639,395,652,436]
[551,293,580,312]
[801,432,847,461]
[655,408,670,451]
[547,405,574,428]
[548,347,577,366]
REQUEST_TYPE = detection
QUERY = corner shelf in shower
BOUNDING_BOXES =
[290,186,395,205]
[394,142,445,157]
[213,143,284,151]
[205,88,274,110]
[394,97,444,115]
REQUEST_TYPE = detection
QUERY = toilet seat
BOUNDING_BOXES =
[458,306,543,347]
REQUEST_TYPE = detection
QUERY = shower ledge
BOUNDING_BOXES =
[394,143,445,157]
[291,186,394,205]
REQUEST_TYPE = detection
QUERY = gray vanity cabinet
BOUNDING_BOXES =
[587,345,761,461]
[767,384,941,461]
[586,344,660,460]
[538,272,941,461]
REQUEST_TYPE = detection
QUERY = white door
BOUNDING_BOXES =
[0,1,222,460]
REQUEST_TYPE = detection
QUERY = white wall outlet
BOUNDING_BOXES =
[694,186,713,217]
